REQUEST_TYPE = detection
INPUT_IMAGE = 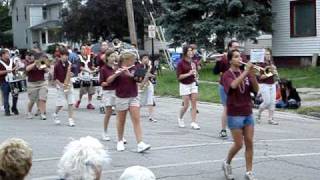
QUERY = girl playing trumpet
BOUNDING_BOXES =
[256,48,279,125]
[222,49,259,180]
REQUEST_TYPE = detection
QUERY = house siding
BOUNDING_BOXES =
[272,0,320,57]
[49,5,61,20]
[12,0,29,49]
[29,6,43,27]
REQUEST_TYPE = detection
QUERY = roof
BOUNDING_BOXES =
[26,0,63,6]
[29,20,62,30]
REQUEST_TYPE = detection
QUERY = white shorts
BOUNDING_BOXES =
[102,90,116,107]
[139,83,154,106]
[56,87,75,106]
[179,82,198,96]
[115,96,140,111]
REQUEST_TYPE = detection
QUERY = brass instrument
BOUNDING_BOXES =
[140,62,153,91]
[63,61,72,93]
[239,61,273,77]
[35,57,50,70]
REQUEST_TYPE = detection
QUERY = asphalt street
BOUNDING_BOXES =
[1,88,320,180]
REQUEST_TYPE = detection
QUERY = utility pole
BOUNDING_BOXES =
[125,0,138,48]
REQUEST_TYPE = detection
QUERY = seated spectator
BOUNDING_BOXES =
[0,138,33,180]
[276,79,301,109]
[119,166,156,180]
[58,136,110,180]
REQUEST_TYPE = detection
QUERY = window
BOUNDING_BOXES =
[290,0,317,37]
[16,8,18,22]
[42,32,46,44]
[24,7,26,20]
[42,7,47,20]
[25,30,28,44]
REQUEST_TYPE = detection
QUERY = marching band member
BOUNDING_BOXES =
[222,49,259,180]
[113,52,151,153]
[25,52,49,120]
[138,54,157,122]
[215,40,246,138]
[96,42,109,113]
[256,48,279,125]
[176,45,200,130]
[0,49,19,116]
[75,45,96,110]
[99,50,118,141]
[52,47,75,127]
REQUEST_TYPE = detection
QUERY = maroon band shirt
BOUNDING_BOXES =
[53,60,70,83]
[26,61,45,82]
[258,63,275,84]
[176,59,195,85]
[114,66,138,98]
[222,69,254,116]
[100,64,116,90]
[0,59,16,84]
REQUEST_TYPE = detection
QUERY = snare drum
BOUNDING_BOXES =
[81,80,92,87]
[91,76,100,87]
[9,79,27,94]
[72,77,81,88]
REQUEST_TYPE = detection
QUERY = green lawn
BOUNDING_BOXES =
[277,67,320,88]
[199,63,320,88]
[155,63,320,103]
[155,69,220,103]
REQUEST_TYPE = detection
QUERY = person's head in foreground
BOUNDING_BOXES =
[58,136,110,180]
[119,166,156,180]
[0,138,33,180]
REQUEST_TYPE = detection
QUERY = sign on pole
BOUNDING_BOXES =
[148,25,156,38]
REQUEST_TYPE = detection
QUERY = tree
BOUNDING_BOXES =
[158,0,272,52]
[0,1,12,47]
[62,0,146,46]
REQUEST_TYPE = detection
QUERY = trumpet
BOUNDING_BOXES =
[239,61,273,77]
[35,57,50,70]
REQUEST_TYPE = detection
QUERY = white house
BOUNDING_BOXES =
[272,0,320,66]
[10,0,63,50]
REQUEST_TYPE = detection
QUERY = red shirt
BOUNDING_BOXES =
[114,66,138,98]
[100,64,116,90]
[218,55,230,85]
[176,59,195,85]
[222,69,254,116]
[26,61,45,82]
[258,63,275,84]
[53,60,70,83]
[218,53,247,85]
[0,59,15,84]
[96,52,105,67]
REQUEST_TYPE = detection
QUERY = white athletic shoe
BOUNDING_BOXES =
[27,112,33,119]
[68,118,75,127]
[137,141,151,153]
[268,119,279,125]
[102,132,111,141]
[178,118,185,128]
[40,114,47,120]
[245,171,257,180]
[53,113,60,125]
[190,122,200,130]
[222,161,234,180]
[117,141,125,151]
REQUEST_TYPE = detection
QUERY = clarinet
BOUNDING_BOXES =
[191,61,199,86]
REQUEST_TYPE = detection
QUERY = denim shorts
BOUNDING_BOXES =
[227,115,254,129]
[219,84,227,106]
